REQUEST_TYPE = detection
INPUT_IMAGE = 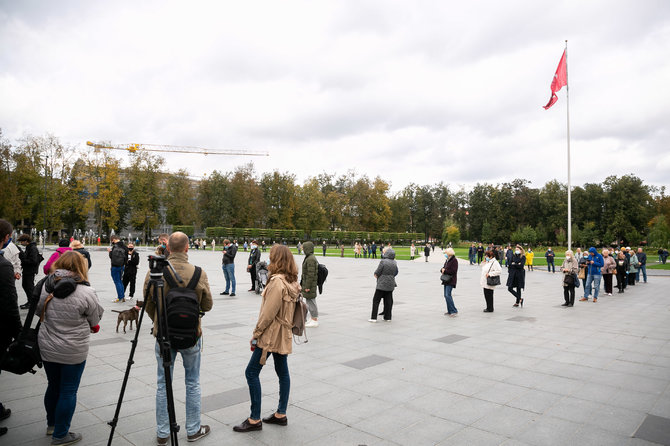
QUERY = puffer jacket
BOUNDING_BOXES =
[36,270,104,364]
[301,241,318,299]
[253,273,300,365]
[374,248,398,291]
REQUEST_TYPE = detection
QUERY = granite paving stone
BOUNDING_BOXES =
[1,248,669,445]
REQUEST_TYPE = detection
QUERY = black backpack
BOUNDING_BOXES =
[163,266,202,350]
[110,245,125,267]
[317,263,328,295]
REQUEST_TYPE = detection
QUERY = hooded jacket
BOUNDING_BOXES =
[36,270,104,364]
[301,241,318,299]
[19,241,42,275]
[586,247,604,276]
[43,246,72,275]
[253,273,300,365]
[374,248,398,291]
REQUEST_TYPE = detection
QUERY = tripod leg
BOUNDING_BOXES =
[156,279,180,445]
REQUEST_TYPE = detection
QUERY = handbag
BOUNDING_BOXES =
[440,274,453,284]
[486,261,501,286]
[577,266,586,280]
[563,273,575,286]
[1,280,44,375]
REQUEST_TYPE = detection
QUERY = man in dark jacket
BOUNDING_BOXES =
[424,243,431,262]
[108,235,128,302]
[636,248,647,283]
[17,234,41,309]
[221,239,237,296]
[545,247,556,273]
[247,240,261,291]
[468,243,476,265]
[301,241,319,327]
[476,243,484,264]
[0,219,21,437]
[123,243,140,299]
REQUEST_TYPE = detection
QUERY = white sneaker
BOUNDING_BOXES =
[305,319,319,328]
[368,319,377,323]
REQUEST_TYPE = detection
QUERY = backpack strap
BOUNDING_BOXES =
[186,267,202,290]
[162,267,181,288]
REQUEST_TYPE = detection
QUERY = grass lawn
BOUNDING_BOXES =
[647,263,670,270]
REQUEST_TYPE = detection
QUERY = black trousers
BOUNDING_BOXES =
[122,269,137,297]
[483,288,494,311]
[508,285,522,303]
[627,273,636,286]
[371,289,393,320]
[563,285,575,305]
[249,264,257,289]
[603,274,613,294]
[477,253,483,264]
[22,272,36,303]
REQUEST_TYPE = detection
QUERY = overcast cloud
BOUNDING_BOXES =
[1,0,669,192]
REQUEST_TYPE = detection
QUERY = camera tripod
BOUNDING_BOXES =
[107,255,182,445]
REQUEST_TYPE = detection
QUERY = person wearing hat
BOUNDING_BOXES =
[580,247,604,302]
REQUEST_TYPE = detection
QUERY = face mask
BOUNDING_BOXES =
[515,250,521,255]
[251,244,257,249]
[444,254,449,258]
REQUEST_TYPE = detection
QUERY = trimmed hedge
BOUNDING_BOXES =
[204,227,422,244]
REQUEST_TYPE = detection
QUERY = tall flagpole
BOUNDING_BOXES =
[565,40,572,251]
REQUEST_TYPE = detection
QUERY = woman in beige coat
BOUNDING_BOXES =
[480,249,502,312]
[561,250,579,306]
[234,244,300,433]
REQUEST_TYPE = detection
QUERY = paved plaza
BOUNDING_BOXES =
[2,247,670,445]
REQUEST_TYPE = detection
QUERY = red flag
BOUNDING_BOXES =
[543,49,567,110]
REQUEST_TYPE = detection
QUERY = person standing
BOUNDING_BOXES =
[44,239,72,275]
[322,241,327,257]
[480,249,502,312]
[545,247,556,273]
[561,250,579,306]
[601,249,616,296]
[526,248,535,271]
[17,234,42,309]
[247,241,261,292]
[371,241,377,259]
[340,244,345,257]
[0,220,22,438]
[615,251,629,293]
[468,243,476,265]
[369,248,398,322]
[143,232,213,444]
[2,235,22,282]
[301,241,319,328]
[580,247,604,302]
[233,245,299,433]
[409,243,416,260]
[424,243,431,262]
[636,248,647,283]
[296,241,302,255]
[476,243,484,264]
[505,246,513,268]
[507,245,526,307]
[122,243,140,299]
[211,239,216,252]
[36,251,104,445]
[628,248,639,286]
[221,239,237,296]
[441,247,459,316]
[108,236,128,303]
[70,240,91,270]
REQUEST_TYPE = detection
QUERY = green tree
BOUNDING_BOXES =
[293,178,327,232]
[648,215,670,248]
[165,170,198,226]
[260,171,297,229]
[126,152,163,242]
[228,163,263,228]
[197,171,231,227]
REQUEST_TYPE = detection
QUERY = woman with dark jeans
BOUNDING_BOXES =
[507,245,526,307]
[234,245,301,433]
[369,248,398,322]
[441,248,459,316]
[601,249,616,295]
[615,252,629,293]
[36,251,103,445]
[561,250,579,306]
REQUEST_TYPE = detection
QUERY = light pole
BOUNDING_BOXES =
[43,155,48,250]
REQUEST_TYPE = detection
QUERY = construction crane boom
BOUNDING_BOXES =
[86,141,268,157]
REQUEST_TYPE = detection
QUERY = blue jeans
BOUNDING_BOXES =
[222,263,236,293]
[111,266,125,299]
[245,348,290,420]
[469,254,475,265]
[547,260,555,272]
[443,285,458,314]
[584,274,602,299]
[155,338,202,438]
[636,265,647,282]
[43,360,86,439]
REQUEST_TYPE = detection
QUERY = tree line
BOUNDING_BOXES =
[1,131,669,247]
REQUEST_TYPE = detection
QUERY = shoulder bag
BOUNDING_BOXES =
[486,261,501,286]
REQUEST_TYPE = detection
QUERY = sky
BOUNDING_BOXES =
[1,0,669,193]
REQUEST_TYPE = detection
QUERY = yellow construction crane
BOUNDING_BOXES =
[86,141,269,157]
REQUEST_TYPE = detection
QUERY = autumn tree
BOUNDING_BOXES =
[126,152,163,242]
[164,169,198,226]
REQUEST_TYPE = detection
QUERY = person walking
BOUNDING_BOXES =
[628,248,639,286]
[233,245,300,433]
[369,248,398,322]
[507,245,526,307]
[247,240,261,292]
[601,249,616,296]
[36,251,104,445]
[441,247,459,316]
[143,232,213,444]
[0,220,22,438]
[561,249,579,306]
[480,249,502,312]
[424,243,431,262]
[122,243,140,299]
[108,235,128,303]
[580,247,604,302]
[526,248,534,271]
[636,247,647,283]
[615,251,629,293]
[301,241,319,327]
[545,247,556,273]
[221,239,237,296]
[17,234,42,309]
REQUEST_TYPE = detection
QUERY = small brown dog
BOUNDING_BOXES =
[112,300,144,333]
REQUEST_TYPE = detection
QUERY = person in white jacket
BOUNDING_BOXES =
[481,249,502,313]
